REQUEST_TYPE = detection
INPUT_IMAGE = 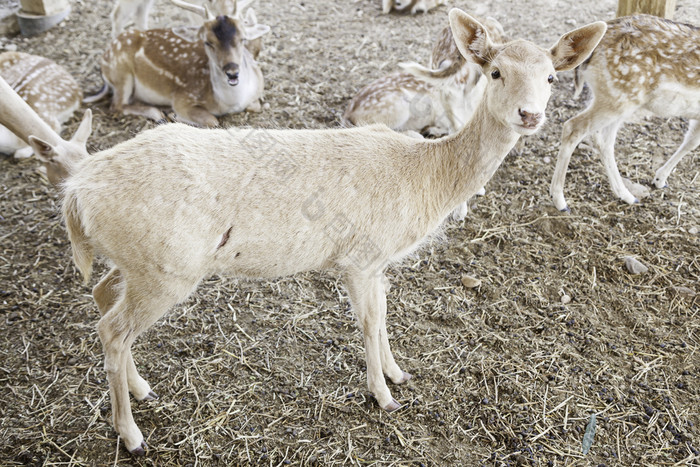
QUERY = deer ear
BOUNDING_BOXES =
[28,136,57,163]
[549,21,607,72]
[244,23,269,41]
[172,26,201,42]
[70,109,92,147]
[448,9,496,66]
[243,7,256,25]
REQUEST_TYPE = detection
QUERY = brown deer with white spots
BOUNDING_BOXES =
[550,15,700,211]
[87,0,270,127]
[382,0,444,14]
[343,18,506,219]
[0,52,83,160]
[62,9,605,455]
[0,75,92,185]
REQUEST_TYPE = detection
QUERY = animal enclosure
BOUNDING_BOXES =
[0,0,698,465]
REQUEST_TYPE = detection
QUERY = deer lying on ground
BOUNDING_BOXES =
[0,52,83,160]
[0,76,92,185]
[549,14,700,211]
[59,10,605,455]
[382,0,444,14]
[343,18,505,220]
[87,0,270,127]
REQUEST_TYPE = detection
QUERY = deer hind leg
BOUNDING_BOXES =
[654,119,700,189]
[93,268,157,402]
[97,273,192,455]
[107,72,165,122]
[550,103,622,211]
[345,271,407,412]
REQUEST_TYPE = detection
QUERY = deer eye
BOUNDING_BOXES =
[204,41,214,48]
[548,74,554,84]
[491,69,501,80]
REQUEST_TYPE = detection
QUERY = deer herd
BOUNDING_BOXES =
[0,0,698,457]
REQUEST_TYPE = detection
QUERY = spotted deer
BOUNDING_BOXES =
[343,17,506,219]
[62,10,605,455]
[87,0,270,127]
[382,0,445,14]
[0,52,83,160]
[550,15,700,211]
[0,75,92,185]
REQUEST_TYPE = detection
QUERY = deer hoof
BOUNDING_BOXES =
[393,371,412,385]
[130,440,147,456]
[142,390,158,401]
[382,398,402,412]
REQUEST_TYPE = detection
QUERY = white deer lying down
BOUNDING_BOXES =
[86,0,270,127]
[59,10,605,456]
[382,0,444,14]
[343,18,505,220]
[0,52,83,160]
[550,14,700,211]
[0,76,92,185]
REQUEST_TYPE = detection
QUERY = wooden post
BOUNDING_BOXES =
[19,0,70,16]
[616,0,677,19]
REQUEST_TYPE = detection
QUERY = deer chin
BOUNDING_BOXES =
[227,77,239,86]
[512,117,545,135]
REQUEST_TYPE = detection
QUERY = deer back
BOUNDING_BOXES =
[577,15,700,117]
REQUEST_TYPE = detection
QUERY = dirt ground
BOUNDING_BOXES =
[1,0,699,465]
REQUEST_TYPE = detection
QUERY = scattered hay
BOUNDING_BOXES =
[0,0,699,465]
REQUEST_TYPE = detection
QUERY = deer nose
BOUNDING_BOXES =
[518,108,543,128]
[223,63,239,80]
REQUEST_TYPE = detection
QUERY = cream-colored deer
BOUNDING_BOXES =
[60,10,605,456]
[87,0,270,127]
[382,0,445,14]
[0,76,92,185]
[550,15,700,211]
[0,52,83,160]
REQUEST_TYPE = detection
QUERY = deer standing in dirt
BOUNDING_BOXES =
[88,0,270,127]
[549,14,700,211]
[59,10,605,455]
[382,0,444,14]
[0,75,92,185]
[0,52,83,161]
[343,18,505,219]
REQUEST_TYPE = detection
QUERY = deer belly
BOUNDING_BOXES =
[644,83,700,119]
[133,77,171,106]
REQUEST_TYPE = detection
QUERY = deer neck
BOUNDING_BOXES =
[0,77,61,147]
[421,97,520,220]
[208,50,258,113]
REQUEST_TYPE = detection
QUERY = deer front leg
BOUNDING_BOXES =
[345,271,406,412]
[172,99,219,127]
[550,105,620,211]
[245,99,262,113]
